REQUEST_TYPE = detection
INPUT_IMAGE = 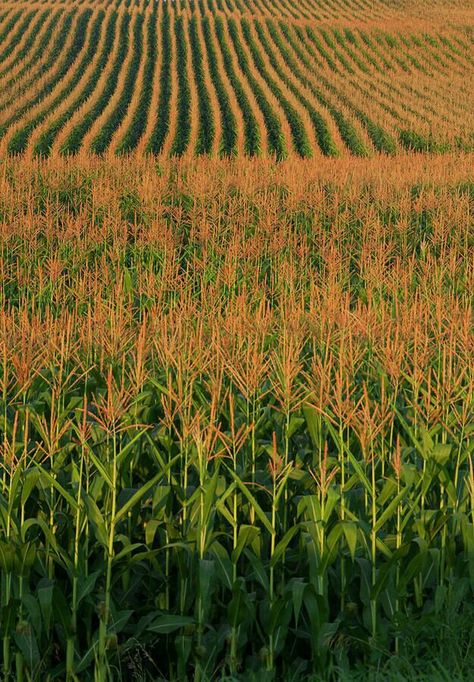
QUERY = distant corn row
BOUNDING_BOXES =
[0,1,473,157]
[0,0,402,22]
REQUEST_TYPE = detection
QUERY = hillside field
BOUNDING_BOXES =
[0,0,473,157]
[0,1,473,682]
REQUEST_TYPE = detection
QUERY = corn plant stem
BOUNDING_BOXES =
[98,430,117,681]
[370,448,377,641]
[339,422,346,610]
[267,476,277,672]
[67,427,86,679]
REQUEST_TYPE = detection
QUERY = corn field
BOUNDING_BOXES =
[0,0,473,158]
[1,0,474,678]
[0,153,473,680]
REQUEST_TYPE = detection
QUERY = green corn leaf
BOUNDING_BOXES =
[82,492,108,548]
[288,578,306,627]
[244,549,270,591]
[85,447,113,489]
[20,469,41,508]
[37,580,54,632]
[34,464,79,511]
[223,464,273,535]
[302,404,321,450]
[375,487,409,532]
[270,524,300,567]
[431,443,452,465]
[115,471,162,525]
[341,521,358,561]
[148,614,194,634]
[232,524,260,564]
[14,625,40,671]
[327,421,372,496]
[76,570,101,608]
[116,428,148,466]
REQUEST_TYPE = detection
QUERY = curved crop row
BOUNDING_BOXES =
[314,29,397,153]
[117,7,157,154]
[146,3,171,155]
[8,10,101,155]
[170,15,191,156]
[257,20,338,156]
[0,10,49,81]
[240,18,311,157]
[227,18,285,159]
[60,11,130,155]
[0,11,63,99]
[91,11,143,155]
[189,15,215,155]
[301,25,394,154]
[319,27,449,151]
[0,10,36,68]
[329,29,434,126]
[34,11,117,157]
[201,16,237,156]
[0,11,23,49]
[0,10,76,125]
[214,15,260,156]
[277,23,369,156]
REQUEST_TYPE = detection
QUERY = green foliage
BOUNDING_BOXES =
[399,129,446,153]
[91,11,144,155]
[117,7,157,154]
[0,161,473,679]
[214,15,261,156]
[0,10,63,97]
[228,17,286,160]
[202,16,238,156]
[284,24,370,156]
[189,15,215,155]
[0,9,37,66]
[170,15,191,156]
[0,10,77,141]
[9,9,100,156]
[146,3,171,155]
[0,10,49,81]
[240,18,312,157]
[61,11,130,155]
[265,20,339,157]
[35,11,117,158]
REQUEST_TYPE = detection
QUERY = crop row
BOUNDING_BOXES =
[300,26,397,154]
[8,10,101,155]
[0,10,77,137]
[228,17,286,159]
[0,6,472,157]
[146,3,171,155]
[201,16,237,156]
[241,18,311,158]
[279,23,369,156]
[0,10,50,81]
[91,11,144,154]
[0,10,63,99]
[170,15,191,156]
[34,12,118,157]
[0,9,36,67]
[214,15,260,156]
[254,20,338,157]
[60,11,130,155]
[116,5,157,154]
[189,15,215,155]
